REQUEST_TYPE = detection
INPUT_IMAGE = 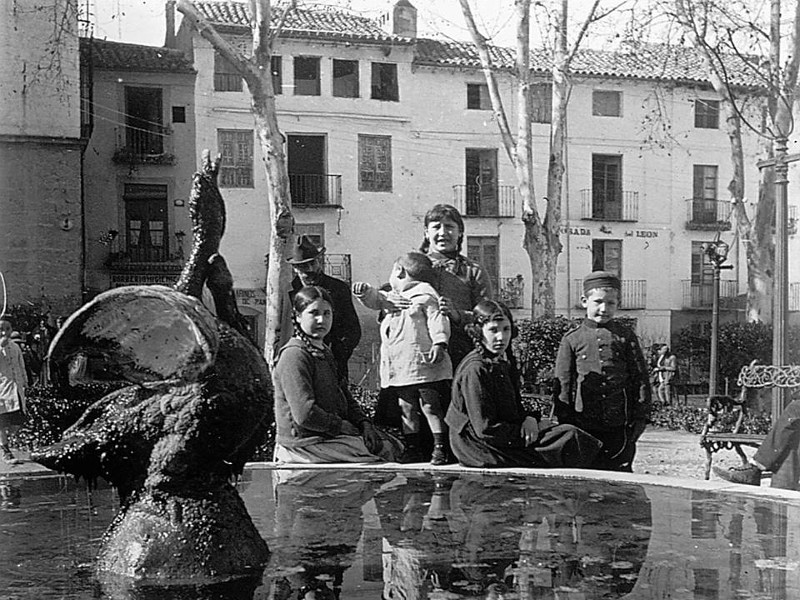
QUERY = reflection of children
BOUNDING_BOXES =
[272,286,402,463]
[353,252,453,465]
[446,300,602,468]
[0,318,27,465]
[553,271,652,472]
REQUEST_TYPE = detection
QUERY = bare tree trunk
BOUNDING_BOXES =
[673,0,777,322]
[177,0,295,365]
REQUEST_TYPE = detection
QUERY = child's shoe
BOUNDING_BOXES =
[430,444,449,466]
[713,464,761,486]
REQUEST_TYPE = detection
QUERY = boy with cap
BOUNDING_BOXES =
[551,271,651,471]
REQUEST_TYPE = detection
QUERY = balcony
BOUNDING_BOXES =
[498,275,524,309]
[579,189,639,221]
[572,279,647,309]
[290,174,342,207]
[324,253,351,284]
[681,280,740,309]
[685,198,732,231]
[451,184,516,218]
[112,127,174,166]
[266,253,352,285]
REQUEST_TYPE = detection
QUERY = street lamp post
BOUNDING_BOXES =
[703,240,733,397]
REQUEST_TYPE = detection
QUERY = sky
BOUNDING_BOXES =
[87,0,615,49]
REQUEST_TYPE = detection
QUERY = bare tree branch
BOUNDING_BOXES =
[177,0,254,77]
[458,0,518,165]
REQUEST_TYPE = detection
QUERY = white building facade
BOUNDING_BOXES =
[173,1,798,367]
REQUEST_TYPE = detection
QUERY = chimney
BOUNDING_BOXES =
[165,0,176,48]
[381,0,417,38]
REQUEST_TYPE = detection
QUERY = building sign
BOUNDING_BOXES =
[561,226,592,236]
[625,230,659,238]
[235,288,266,308]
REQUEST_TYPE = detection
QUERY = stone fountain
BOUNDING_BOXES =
[32,153,272,589]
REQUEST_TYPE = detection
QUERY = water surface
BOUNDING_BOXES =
[1,468,798,599]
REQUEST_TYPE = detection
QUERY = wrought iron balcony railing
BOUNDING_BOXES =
[451,184,516,217]
[290,174,342,207]
[572,279,647,309]
[579,189,639,221]
[685,198,732,231]
[681,280,740,308]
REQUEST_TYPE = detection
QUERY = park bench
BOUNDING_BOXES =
[700,362,800,480]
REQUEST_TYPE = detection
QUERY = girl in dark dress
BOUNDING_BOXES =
[445,300,602,468]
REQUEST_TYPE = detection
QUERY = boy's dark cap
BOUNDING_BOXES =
[583,271,621,294]
[287,235,324,265]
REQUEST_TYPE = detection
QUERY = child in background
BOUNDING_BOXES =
[0,318,27,465]
[353,252,453,465]
[445,300,601,468]
[420,204,493,369]
[552,271,652,472]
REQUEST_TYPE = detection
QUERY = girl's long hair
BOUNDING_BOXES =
[291,286,333,358]
[419,203,465,253]
[465,299,521,394]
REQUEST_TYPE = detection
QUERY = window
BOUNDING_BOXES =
[271,56,282,95]
[592,239,622,277]
[333,59,359,98]
[371,63,398,101]
[467,236,499,294]
[467,83,490,110]
[218,129,253,188]
[464,148,498,216]
[592,90,621,117]
[691,241,714,286]
[124,184,168,263]
[287,134,328,205]
[692,165,719,223]
[294,56,320,96]
[531,82,552,123]
[591,154,623,219]
[214,51,242,92]
[295,223,325,249]
[171,106,186,123]
[358,134,392,192]
[695,99,719,129]
[125,86,163,155]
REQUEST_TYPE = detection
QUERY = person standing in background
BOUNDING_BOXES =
[288,235,361,383]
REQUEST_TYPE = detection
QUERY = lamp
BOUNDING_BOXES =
[702,238,733,396]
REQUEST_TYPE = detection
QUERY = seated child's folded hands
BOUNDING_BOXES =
[520,416,540,447]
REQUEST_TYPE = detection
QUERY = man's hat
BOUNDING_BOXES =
[287,235,325,265]
[9,331,23,342]
[583,270,621,294]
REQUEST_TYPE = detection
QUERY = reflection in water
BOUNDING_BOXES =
[373,474,652,599]
[0,470,799,599]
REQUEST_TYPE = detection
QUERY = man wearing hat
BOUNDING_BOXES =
[551,270,651,472]
[288,235,361,381]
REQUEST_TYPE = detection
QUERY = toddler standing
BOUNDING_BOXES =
[354,252,453,465]
[552,271,651,472]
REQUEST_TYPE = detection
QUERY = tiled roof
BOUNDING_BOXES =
[80,38,195,73]
[193,1,410,44]
[415,39,762,88]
